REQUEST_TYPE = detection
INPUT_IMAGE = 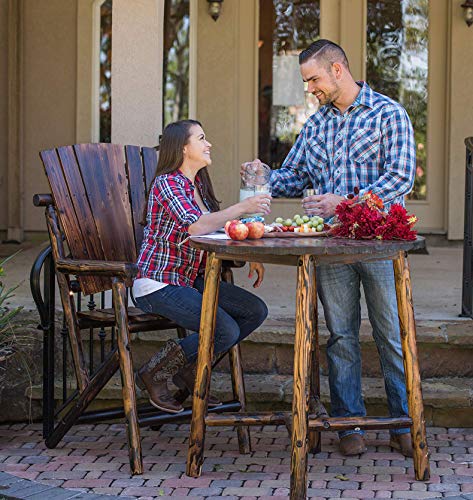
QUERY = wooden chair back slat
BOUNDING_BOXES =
[73,144,135,264]
[40,148,103,294]
[142,147,158,193]
[124,146,146,250]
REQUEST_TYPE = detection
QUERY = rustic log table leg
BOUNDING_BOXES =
[393,251,430,481]
[187,252,222,477]
[309,260,322,454]
[229,344,252,454]
[290,255,316,499]
[112,279,143,475]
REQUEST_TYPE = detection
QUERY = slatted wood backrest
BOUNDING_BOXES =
[40,144,159,295]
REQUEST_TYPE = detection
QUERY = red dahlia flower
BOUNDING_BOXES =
[330,192,417,241]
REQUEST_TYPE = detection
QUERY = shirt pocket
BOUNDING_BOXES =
[308,137,328,164]
[307,137,329,184]
[349,128,381,164]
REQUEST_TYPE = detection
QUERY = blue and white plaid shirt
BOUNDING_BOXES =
[270,82,416,209]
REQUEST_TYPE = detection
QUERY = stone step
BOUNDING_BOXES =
[30,374,473,428]
[91,318,473,379]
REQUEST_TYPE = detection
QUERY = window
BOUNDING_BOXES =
[99,0,112,143]
[258,0,320,169]
[163,0,190,128]
[366,0,429,200]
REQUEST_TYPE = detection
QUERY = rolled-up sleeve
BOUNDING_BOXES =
[270,125,311,198]
[153,177,201,230]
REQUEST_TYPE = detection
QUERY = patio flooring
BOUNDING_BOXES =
[0,423,473,499]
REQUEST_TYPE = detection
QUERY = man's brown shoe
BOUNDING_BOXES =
[339,433,367,456]
[389,433,413,457]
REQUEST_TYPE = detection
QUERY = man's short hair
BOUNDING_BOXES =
[299,39,349,71]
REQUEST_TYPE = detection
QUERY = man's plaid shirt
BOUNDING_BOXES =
[136,170,209,288]
[270,82,416,209]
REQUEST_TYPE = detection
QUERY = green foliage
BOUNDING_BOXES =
[0,252,23,365]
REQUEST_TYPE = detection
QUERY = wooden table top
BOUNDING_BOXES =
[190,236,425,260]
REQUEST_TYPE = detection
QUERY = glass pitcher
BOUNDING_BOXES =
[240,161,271,217]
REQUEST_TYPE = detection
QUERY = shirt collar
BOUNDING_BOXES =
[173,169,200,190]
[322,81,374,117]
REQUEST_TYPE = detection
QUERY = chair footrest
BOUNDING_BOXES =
[205,412,412,431]
[75,400,242,426]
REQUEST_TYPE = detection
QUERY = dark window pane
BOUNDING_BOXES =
[163,0,190,129]
[366,0,429,200]
[259,0,320,170]
[99,0,112,143]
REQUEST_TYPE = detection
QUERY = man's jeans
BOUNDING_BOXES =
[135,277,268,362]
[317,260,409,437]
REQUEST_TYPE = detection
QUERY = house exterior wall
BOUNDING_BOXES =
[22,0,77,232]
[0,2,8,232]
[446,1,473,240]
[111,0,164,146]
[0,0,471,239]
[195,0,258,208]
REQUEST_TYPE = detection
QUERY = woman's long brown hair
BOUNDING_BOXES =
[143,120,220,223]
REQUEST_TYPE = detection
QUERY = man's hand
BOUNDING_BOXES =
[302,193,345,218]
[240,159,264,179]
[248,262,265,288]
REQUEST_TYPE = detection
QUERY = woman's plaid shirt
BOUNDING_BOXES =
[270,82,416,209]
[136,170,209,288]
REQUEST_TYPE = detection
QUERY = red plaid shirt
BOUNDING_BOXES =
[136,170,209,287]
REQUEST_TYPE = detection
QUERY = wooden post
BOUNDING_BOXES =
[112,279,143,475]
[229,344,252,454]
[290,255,315,499]
[308,259,322,453]
[187,252,222,477]
[393,252,430,481]
[46,209,89,392]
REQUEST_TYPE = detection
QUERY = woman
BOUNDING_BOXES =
[133,119,271,414]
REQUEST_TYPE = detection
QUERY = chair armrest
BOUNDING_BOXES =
[56,258,138,280]
[33,193,53,207]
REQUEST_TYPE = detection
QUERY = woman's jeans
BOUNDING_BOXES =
[317,260,409,437]
[135,276,268,363]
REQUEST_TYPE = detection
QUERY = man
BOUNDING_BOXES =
[270,39,416,457]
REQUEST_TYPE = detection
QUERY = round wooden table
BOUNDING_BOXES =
[185,236,430,499]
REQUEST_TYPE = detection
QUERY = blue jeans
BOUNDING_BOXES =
[135,277,268,362]
[317,260,409,437]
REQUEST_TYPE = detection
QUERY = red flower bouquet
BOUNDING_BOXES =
[330,191,418,241]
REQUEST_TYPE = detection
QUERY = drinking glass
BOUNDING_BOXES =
[303,187,320,198]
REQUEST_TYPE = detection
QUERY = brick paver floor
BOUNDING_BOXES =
[0,423,472,499]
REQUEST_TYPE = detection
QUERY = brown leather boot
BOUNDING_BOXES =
[173,363,223,407]
[389,433,413,457]
[136,339,187,414]
[339,433,367,456]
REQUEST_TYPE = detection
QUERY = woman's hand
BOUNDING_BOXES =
[248,262,265,288]
[239,194,272,216]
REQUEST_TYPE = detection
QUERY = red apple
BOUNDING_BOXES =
[227,221,249,240]
[245,221,265,239]
[224,219,240,236]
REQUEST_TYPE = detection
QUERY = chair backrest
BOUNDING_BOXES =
[40,143,158,295]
